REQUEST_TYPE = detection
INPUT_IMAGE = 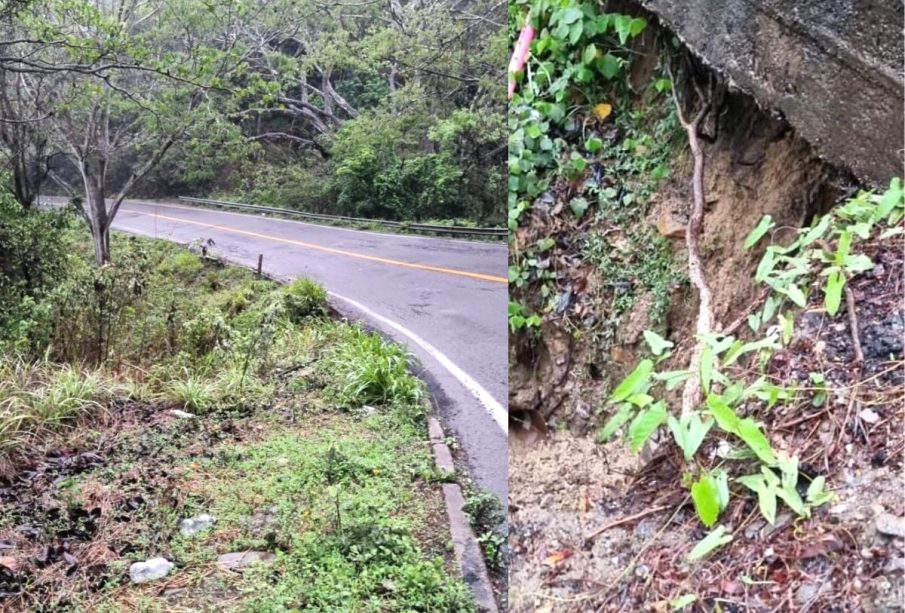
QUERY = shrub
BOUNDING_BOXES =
[283,278,327,323]
[183,309,232,356]
[156,251,204,281]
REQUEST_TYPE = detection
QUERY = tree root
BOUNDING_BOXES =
[667,57,716,415]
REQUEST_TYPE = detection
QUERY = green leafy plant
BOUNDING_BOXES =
[598,179,903,540]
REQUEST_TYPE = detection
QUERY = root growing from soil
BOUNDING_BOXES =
[667,57,716,415]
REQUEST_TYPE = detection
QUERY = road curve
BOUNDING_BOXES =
[98,199,508,502]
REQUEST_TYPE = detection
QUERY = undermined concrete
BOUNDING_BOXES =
[641,0,904,187]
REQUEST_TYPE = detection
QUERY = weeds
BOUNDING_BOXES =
[599,179,904,555]
[283,278,328,322]
[327,327,424,413]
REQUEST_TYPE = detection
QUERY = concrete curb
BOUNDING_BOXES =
[122,245,500,612]
[428,417,499,613]
[256,268,499,611]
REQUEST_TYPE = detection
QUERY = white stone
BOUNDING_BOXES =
[178,514,216,536]
[129,557,174,583]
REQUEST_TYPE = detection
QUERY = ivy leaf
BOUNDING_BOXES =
[737,418,777,464]
[800,214,831,247]
[671,594,697,610]
[536,237,555,252]
[585,136,603,153]
[629,17,647,36]
[560,7,583,24]
[597,53,621,79]
[653,369,693,390]
[755,247,776,282]
[609,359,653,403]
[706,394,741,434]
[699,344,714,394]
[843,253,873,273]
[691,474,721,527]
[744,215,774,250]
[687,525,733,561]
[570,197,590,218]
[824,270,845,316]
[756,480,777,524]
[874,177,904,223]
[628,401,667,453]
[782,283,807,308]
[582,43,598,65]
[613,15,632,44]
[643,329,674,356]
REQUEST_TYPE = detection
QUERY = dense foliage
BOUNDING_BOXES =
[0,0,506,255]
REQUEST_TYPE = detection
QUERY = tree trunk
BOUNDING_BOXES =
[80,162,111,265]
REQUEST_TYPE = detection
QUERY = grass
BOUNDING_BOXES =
[131,415,472,612]
[0,227,473,611]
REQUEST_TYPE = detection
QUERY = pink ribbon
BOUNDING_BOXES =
[508,22,535,99]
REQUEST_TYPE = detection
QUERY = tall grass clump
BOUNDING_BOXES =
[283,278,328,323]
[0,359,116,452]
[327,327,423,413]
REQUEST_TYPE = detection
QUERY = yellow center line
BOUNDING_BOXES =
[125,208,507,284]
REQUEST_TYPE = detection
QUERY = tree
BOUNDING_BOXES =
[2,0,250,263]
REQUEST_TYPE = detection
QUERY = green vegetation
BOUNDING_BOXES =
[0,197,471,610]
[1,0,504,265]
[599,179,904,556]
[507,0,686,336]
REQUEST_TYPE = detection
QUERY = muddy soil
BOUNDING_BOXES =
[0,401,254,611]
[509,229,904,611]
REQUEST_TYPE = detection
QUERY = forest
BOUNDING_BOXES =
[1,0,506,264]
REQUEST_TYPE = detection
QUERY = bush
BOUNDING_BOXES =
[156,251,204,281]
[0,192,71,350]
[283,278,327,323]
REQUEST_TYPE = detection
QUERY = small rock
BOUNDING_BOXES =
[360,405,378,417]
[179,514,216,536]
[744,520,765,540]
[876,512,905,538]
[216,551,276,571]
[859,409,881,424]
[0,556,18,572]
[276,457,290,467]
[129,557,174,583]
[169,409,195,419]
[884,557,905,574]
[796,582,829,605]
[656,209,686,239]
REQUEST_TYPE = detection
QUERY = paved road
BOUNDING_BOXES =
[92,199,509,502]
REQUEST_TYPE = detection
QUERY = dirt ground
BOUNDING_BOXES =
[508,226,904,612]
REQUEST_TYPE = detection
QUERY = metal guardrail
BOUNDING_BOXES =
[177,196,507,238]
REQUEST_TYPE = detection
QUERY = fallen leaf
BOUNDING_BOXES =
[543,549,573,568]
[593,103,613,120]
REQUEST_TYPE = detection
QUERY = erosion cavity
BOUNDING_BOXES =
[509,30,857,434]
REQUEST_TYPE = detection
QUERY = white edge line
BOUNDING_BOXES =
[328,291,508,433]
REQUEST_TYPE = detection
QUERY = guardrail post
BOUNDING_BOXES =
[257,254,263,277]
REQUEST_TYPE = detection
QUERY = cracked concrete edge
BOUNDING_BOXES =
[427,417,499,613]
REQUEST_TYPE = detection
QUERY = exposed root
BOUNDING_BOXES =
[667,57,716,415]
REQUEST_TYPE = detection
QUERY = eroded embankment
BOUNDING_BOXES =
[508,4,903,610]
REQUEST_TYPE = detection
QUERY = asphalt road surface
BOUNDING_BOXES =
[77,199,509,502]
